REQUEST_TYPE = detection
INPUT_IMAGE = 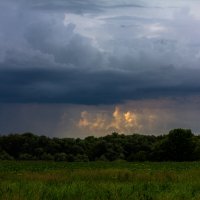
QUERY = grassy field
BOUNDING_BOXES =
[1,161,200,200]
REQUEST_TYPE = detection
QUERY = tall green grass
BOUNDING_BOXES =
[1,161,200,200]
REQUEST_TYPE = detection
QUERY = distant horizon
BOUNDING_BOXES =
[0,128,198,139]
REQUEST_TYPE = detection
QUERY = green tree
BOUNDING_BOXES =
[161,129,195,161]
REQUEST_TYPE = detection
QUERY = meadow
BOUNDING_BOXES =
[1,161,200,200]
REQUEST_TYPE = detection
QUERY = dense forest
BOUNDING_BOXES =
[1,129,200,162]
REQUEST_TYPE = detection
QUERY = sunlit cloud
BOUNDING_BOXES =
[78,110,107,131]
[78,111,90,128]
[78,106,142,134]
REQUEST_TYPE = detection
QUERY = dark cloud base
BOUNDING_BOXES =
[0,65,200,105]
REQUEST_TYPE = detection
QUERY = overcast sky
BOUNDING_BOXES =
[1,0,200,137]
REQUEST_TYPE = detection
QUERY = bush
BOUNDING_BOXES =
[19,153,36,160]
[0,151,14,160]
[54,153,67,161]
[74,154,89,162]
[40,153,54,160]
[128,151,148,161]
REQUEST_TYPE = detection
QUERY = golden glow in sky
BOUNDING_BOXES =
[78,106,142,134]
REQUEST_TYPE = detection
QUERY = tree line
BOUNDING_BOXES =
[1,129,200,162]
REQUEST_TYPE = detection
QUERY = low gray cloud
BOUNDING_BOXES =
[0,59,200,104]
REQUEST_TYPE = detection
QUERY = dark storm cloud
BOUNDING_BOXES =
[1,0,200,105]
[1,59,200,105]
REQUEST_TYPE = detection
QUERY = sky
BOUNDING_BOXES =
[1,0,200,138]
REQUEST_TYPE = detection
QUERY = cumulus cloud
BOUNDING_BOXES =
[75,97,200,136]
[78,106,142,134]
